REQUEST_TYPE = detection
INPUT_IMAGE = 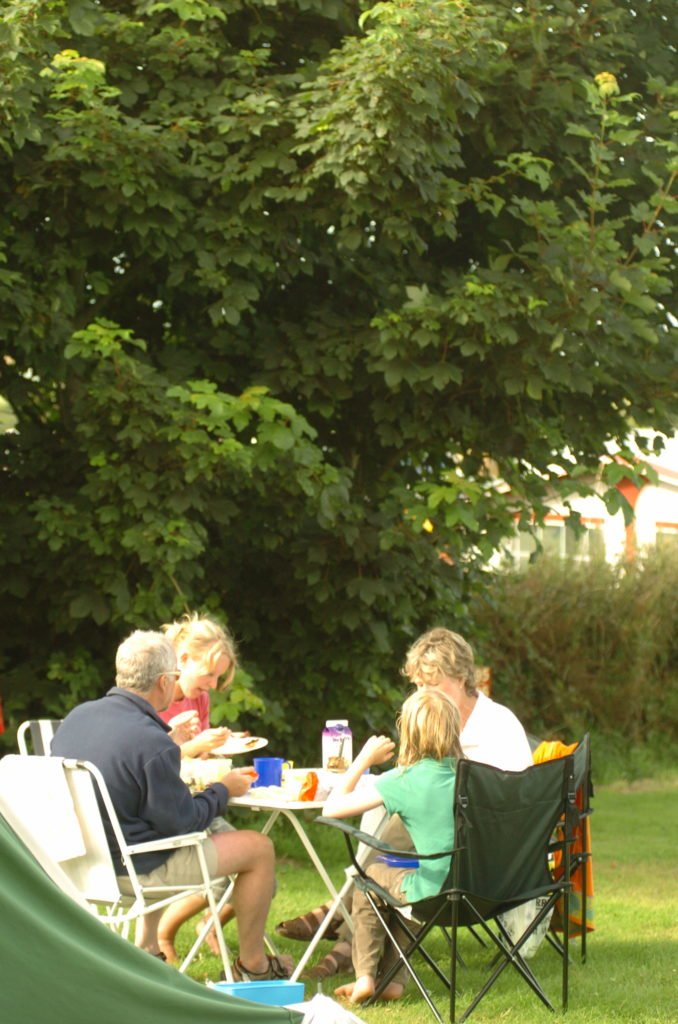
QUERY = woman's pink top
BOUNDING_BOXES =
[158,691,210,732]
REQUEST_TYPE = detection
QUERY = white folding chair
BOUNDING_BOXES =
[16,719,62,755]
[0,754,235,979]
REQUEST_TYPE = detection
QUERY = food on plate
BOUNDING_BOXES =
[208,734,268,757]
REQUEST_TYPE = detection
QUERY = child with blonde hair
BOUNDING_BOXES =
[323,688,462,1005]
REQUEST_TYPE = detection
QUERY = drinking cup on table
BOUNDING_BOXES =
[252,756,284,787]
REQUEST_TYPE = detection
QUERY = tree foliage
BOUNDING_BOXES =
[1,0,676,755]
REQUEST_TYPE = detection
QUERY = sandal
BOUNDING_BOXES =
[233,954,294,982]
[302,947,353,980]
[275,906,342,943]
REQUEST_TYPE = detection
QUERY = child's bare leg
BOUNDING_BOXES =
[199,902,235,955]
[158,893,205,961]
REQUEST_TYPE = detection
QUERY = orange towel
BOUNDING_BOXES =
[533,740,595,935]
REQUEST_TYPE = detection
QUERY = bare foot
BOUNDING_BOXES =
[380,981,405,1001]
[335,977,404,1004]
[335,976,376,1004]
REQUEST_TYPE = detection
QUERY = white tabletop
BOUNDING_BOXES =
[228,787,325,812]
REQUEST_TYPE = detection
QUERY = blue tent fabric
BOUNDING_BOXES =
[0,813,303,1024]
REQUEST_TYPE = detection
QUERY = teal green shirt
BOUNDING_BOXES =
[375,757,456,903]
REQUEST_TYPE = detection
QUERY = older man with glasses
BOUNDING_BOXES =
[52,629,292,980]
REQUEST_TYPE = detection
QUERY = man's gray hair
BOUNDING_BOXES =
[115,630,176,694]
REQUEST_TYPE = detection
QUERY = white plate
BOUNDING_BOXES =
[210,734,268,757]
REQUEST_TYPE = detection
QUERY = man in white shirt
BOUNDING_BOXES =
[277,627,532,980]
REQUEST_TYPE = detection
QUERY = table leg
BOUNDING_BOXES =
[277,809,349,920]
[258,808,353,982]
[229,801,388,982]
[290,807,391,980]
[290,867,359,981]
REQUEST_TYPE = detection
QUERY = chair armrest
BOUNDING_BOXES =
[315,816,454,862]
[126,831,209,856]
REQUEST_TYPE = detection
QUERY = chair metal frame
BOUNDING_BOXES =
[543,734,593,964]
[16,718,62,756]
[0,754,234,978]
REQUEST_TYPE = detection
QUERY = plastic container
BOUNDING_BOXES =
[376,854,420,868]
[212,980,305,1006]
[322,719,353,772]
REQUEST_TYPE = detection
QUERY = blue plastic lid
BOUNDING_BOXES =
[376,854,420,868]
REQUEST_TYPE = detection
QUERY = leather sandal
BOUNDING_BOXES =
[233,954,294,982]
[275,906,342,942]
[303,947,353,980]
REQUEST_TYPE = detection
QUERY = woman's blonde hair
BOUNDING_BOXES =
[397,687,463,767]
[162,613,237,689]
[402,627,477,697]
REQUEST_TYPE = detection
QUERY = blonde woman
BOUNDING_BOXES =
[323,688,462,1005]
[158,613,237,757]
[156,613,240,963]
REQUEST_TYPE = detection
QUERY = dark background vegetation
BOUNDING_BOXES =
[469,548,678,778]
[1,0,676,762]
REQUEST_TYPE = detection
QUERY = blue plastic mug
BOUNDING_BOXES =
[252,757,284,787]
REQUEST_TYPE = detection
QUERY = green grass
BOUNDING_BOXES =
[178,779,678,1023]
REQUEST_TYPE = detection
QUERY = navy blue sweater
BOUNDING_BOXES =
[52,687,229,874]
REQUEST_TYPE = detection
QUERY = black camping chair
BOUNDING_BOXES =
[316,750,581,1023]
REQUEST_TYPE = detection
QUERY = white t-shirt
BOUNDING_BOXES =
[460,692,532,771]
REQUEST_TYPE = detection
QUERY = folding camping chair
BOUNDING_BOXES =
[17,718,62,755]
[316,750,581,1023]
[0,754,235,979]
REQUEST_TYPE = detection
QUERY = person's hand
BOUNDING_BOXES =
[204,727,231,748]
[168,711,200,746]
[186,727,232,758]
[218,766,257,797]
[357,734,396,769]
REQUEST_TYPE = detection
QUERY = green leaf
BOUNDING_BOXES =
[609,270,631,293]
